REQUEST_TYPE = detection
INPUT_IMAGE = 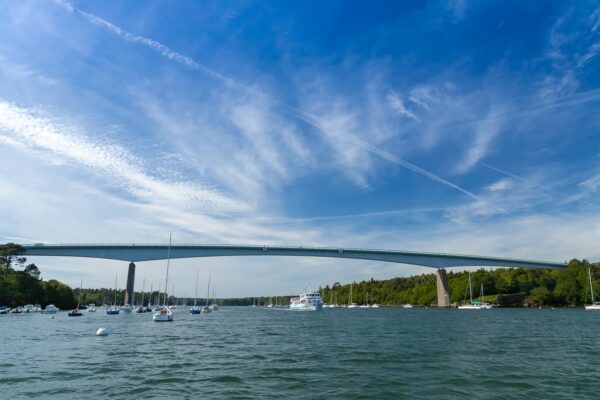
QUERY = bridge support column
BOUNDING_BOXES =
[124,262,135,306]
[436,268,450,307]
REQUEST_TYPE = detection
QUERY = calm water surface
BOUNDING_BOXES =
[2,307,600,399]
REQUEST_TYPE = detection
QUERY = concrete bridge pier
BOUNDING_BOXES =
[124,262,135,306]
[436,268,450,307]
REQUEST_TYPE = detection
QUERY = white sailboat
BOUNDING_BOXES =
[191,269,201,314]
[458,272,491,309]
[348,283,358,308]
[209,285,219,311]
[154,234,174,322]
[585,266,600,310]
[106,274,120,315]
[202,274,212,313]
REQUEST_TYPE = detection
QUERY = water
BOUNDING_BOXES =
[2,307,600,399]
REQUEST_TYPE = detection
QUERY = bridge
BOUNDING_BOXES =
[22,243,566,307]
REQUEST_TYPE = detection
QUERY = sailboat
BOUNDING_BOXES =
[348,283,358,308]
[202,274,212,313]
[190,270,201,314]
[154,234,174,322]
[106,275,120,314]
[136,279,148,313]
[68,280,84,317]
[458,272,491,309]
[585,266,600,310]
[209,285,219,311]
[359,292,370,308]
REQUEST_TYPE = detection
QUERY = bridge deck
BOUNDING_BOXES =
[22,243,566,269]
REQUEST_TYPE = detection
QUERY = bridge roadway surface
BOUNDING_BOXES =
[22,243,565,269]
[22,244,566,307]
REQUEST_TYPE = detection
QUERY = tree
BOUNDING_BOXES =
[0,243,26,271]
[24,264,41,279]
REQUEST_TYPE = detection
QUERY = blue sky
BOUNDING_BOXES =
[0,0,599,296]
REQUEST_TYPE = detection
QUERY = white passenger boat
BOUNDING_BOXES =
[87,303,96,312]
[585,267,600,310]
[24,304,35,313]
[289,291,323,311]
[41,304,58,314]
[121,304,134,312]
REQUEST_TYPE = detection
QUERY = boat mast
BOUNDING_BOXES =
[194,269,199,306]
[149,282,153,306]
[468,272,473,304]
[349,283,353,305]
[589,267,595,303]
[140,279,145,307]
[206,274,211,307]
[114,274,118,306]
[163,233,172,307]
[157,282,161,306]
[77,280,82,309]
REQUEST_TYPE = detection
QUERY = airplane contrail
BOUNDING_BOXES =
[55,0,502,210]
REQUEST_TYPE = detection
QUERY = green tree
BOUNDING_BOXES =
[0,243,26,271]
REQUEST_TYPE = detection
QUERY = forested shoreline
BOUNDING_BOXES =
[3,243,598,308]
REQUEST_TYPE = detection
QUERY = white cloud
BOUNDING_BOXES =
[0,100,248,214]
[487,178,512,192]
[455,108,502,174]
[387,91,421,122]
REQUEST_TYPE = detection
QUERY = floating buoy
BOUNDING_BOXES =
[96,327,109,336]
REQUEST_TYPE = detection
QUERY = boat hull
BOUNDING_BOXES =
[289,303,323,311]
[153,314,174,321]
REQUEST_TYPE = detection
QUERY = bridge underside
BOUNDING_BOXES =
[22,244,565,307]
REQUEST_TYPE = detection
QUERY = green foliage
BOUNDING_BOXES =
[320,259,600,307]
[0,243,26,270]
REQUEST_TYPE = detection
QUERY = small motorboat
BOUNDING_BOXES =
[87,304,97,312]
[153,306,173,322]
[121,304,134,312]
[106,306,120,315]
[0,307,9,314]
[41,304,58,314]
[135,306,147,313]
[190,306,202,314]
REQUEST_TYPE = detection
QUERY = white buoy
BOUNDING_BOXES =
[96,327,109,336]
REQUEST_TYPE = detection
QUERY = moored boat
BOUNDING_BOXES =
[289,291,323,311]
[585,267,600,310]
[41,304,58,314]
[68,280,84,317]
[153,306,174,322]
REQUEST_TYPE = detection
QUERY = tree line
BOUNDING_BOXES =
[320,259,600,307]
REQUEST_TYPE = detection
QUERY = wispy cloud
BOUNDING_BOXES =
[386,91,420,122]
[55,1,501,208]
[0,100,248,213]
